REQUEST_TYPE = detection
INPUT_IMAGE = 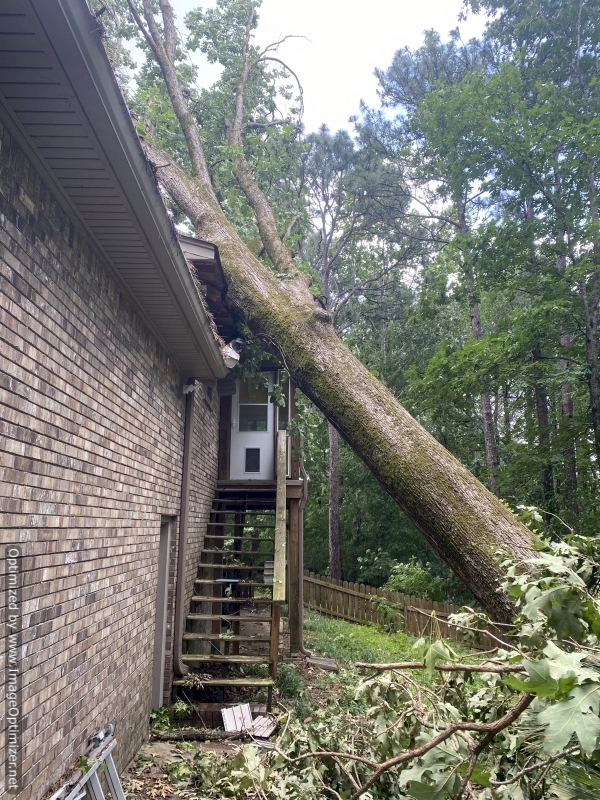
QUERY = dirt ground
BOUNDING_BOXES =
[121,739,236,800]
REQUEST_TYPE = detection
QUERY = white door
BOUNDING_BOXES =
[230,375,275,479]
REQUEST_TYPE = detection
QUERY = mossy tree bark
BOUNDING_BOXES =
[128,0,536,623]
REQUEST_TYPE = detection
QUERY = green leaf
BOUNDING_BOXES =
[424,641,455,678]
[470,764,492,788]
[503,658,563,698]
[538,684,600,753]
[543,642,597,683]
[407,771,460,800]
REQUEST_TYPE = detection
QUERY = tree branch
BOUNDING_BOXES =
[355,660,526,674]
[490,745,579,788]
[279,693,534,800]
[129,0,211,182]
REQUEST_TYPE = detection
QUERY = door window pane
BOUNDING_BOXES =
[239,378,268,404]
[245,448,261,472]
[239,405,268,431]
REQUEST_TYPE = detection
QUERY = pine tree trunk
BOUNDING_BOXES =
[583,283,600,464]
[502,386,512,443]
[556,237,578,515]
[479,392,499,494]
[328,422,342,580]
[469,299,499,493]
[532,347,553,506]
[559,334,578,517]
[143,143,535,622]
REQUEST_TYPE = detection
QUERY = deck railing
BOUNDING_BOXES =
[303,571,502,651]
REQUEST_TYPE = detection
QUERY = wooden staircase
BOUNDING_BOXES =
[173,475,287,710]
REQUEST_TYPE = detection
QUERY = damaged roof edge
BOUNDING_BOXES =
[34,0,228,380]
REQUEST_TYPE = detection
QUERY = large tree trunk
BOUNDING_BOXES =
[328,422,342,580]
[142,142,535,622]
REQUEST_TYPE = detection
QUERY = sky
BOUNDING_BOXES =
[165,0,487,133]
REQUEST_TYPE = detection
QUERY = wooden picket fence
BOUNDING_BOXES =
[303,570,500,650]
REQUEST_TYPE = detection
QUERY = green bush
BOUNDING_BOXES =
[383,556,472,604]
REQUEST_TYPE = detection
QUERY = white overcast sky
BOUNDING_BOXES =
[163,1,487,133]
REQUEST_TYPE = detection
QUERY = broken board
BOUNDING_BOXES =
[221,703,277,741]
[222,703,253,732]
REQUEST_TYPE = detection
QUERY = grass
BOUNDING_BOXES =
[303,609,418,665]
[302,609,475,667]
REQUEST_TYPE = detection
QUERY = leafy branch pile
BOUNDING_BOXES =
[160,537,600,799]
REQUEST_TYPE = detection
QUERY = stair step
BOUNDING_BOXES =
[191,595,273,603]
[182,655,268,665]
[173,677,274,687]
[212,504,275,510]
[204,535,275,542]
[197,564,265,571]
[206,522,276,529]
[195,579,271,588]
[210,510,276,515]
[187,614,272,622]
[183,633,270,642]
[202,549,274,556]
[209,519,275,524]
[216,486,277,492]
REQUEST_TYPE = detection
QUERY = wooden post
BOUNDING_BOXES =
[288,498,301,654]
[270,603,281,680]
[273,431,287,602]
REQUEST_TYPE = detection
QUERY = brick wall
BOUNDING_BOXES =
[0,114,219,798]
[162,389,219,701]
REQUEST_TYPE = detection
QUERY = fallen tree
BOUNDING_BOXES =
[123,0,536,622]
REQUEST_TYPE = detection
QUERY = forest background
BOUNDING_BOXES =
[101,0,600,604]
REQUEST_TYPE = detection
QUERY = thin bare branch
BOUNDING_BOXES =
[158,0,176,63]
[258,34,309,58]
[355,661,526,674]
[242,118,294,130]
[491,745,579,788]
[257,56,305,117]
[125,0,160,61]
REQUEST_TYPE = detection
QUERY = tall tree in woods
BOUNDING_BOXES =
[300,128,418,578]
[369,30,502,492]
[360,5,600,529]
[463,0,600,493]
[114,0,537,621]
[418,0,600,524]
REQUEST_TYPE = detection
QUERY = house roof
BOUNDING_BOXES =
[0,0,228,380]
[178,235,238,341]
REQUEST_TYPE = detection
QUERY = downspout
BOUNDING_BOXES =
[174,383,197,676]
[297,460,311,657]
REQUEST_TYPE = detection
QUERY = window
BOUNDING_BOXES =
[245,448,260,473]
[238,377,269,432]
[239,405,268,431]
